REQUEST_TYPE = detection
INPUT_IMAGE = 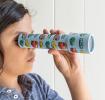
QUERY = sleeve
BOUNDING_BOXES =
[0,93,11,100]
[29,73,64,100]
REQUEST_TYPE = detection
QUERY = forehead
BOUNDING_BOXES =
[13,14,32,34]
[4,14,33,37]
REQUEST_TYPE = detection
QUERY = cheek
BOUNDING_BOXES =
[3,46,32,74]
[5,47,27,64]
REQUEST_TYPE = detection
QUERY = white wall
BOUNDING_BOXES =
[15,0,105,100]
[85,0,105,100]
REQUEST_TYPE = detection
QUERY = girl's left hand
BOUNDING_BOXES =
[43,29,81,78]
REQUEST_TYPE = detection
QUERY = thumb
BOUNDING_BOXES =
[48,49,59,56]
[48,49,62,62]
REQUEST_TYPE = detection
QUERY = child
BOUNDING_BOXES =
[0,0,91,100]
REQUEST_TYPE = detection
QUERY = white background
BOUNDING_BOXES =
[16,0,104,100]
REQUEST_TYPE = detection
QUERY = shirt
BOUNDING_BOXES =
[0,73,64,100]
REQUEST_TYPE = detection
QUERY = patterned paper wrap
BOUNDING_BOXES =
[18,33,94,54]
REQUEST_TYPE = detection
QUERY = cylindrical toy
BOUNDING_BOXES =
[18,32,94,54]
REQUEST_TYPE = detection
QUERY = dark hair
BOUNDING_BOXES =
[0,0,29,73]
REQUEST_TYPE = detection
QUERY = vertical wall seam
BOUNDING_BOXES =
[83,0,86,73]
[53,0,55,89]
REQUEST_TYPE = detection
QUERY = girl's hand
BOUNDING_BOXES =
[43,29,92,100]
[43,29,82,78]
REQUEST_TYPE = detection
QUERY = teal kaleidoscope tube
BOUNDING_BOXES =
[18,32,94,54]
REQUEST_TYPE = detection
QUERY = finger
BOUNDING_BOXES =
[43,29,49,34]
[50,29,56,34]
[58,50,69,55]
[59,50,77,59]
[56,30,65,34]
[50,29,65,34]
[48,49,61,56]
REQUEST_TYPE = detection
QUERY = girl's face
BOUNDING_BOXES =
[0,14,35,76]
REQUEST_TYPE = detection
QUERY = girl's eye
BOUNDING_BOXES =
[14,36,19,45]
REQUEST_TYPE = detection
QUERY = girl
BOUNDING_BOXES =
[0,0,91,100]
